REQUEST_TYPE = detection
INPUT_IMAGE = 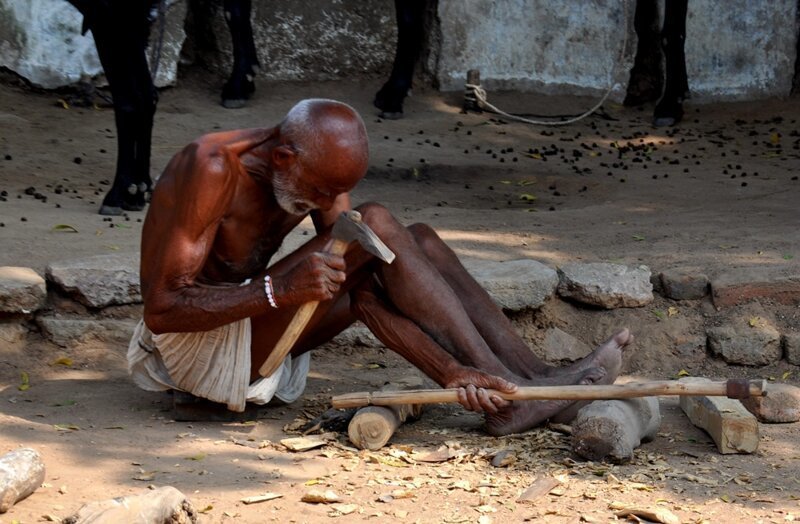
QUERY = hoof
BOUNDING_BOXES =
[378,110,404,120]
[98,204,123,216]
[221,98,248,109]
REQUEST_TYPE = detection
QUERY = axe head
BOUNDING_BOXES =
[332,210,396,264]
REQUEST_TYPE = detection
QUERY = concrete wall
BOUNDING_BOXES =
[0,0,798,102]
[434,0,635,101]
[684,0,798,100]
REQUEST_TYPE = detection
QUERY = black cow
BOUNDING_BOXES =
[67,0,259,215]
[653,0,689,126]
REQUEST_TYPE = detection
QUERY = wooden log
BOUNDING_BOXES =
[678,377,759,454]
[64,486,197,523]
[347,382,423,450]
[0,448,45,513]
[331,379,767,409]
[571,397,661,463]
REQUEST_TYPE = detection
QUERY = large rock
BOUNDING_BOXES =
[0,0,186,88]
[464,259,558,310]
[785,333,800,365]
[557,262,653,309]
[46,253,140,309]
[0,267,46,314]
[706,324,782,366]
[711,266,800,308]
[659,269,709,300]
[542,327,591,363]
[740,383,800,423]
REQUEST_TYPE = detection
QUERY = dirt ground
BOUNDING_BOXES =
[1,70,799,523]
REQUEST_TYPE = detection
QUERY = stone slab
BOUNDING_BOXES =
[659,269,709,300]
[37,316,137,348]
[740,383,800,424]
[711,267,800,308]
[0,266,46,314]
[678,378,759,454]
[706,324,782,366]
[463,258,558,311]
[556,262,653,309]
[46,253,140,309]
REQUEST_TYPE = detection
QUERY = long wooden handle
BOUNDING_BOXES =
[259,238,350,377]
[331,379,767,409]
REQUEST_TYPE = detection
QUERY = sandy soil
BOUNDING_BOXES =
[0,70,799,523]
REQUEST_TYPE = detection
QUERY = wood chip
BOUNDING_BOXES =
[613,505,680,524]
[301,489,341,504]
[518,477,560,504]
[240,493,282,505]
[280,433,335,452]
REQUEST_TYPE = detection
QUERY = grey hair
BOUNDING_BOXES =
[279,98,367,168]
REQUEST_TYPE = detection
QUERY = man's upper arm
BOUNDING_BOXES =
[142,144,238,313]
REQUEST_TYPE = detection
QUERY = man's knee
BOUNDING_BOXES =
[354,201,399,238]
[407,222,442,259]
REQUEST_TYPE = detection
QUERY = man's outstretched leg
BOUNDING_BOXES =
[405,222,627,382]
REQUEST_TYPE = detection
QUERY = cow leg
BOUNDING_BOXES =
[653,0,689,127]
[374,0,426,119]
[221,0,259,108]
[80,0,156,215]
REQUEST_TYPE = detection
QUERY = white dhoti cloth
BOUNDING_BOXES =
[127,319,310,412]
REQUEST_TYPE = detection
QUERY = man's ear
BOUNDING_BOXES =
[271,144,297,170]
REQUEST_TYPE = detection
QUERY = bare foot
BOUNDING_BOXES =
[484,367,606,436]
[544,328,632,380]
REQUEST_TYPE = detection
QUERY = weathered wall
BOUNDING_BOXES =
[0,0,798,102]
[434,0,636,101]
[190,0,396,82]
[683,0,798,101]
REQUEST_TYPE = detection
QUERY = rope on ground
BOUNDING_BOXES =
[464,0,631,126]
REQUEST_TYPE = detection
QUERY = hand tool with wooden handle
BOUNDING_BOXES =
[259,210,396,377]
[331,379,767,409]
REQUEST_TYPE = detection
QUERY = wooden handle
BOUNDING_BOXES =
[331,379,768,409]
[259,237,350,377]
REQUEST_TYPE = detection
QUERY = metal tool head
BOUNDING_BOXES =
[332,210,396,264]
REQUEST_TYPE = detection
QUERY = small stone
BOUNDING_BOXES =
[557,262,653,309]
[659,269,709,300]
[706,323,781,366]
[0,266,47,313]
[740,383,800,423]
[784,333,800,365]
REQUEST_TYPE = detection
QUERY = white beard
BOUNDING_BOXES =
[273,171,317,215]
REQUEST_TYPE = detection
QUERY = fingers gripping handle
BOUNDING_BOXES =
[258,238,350,377]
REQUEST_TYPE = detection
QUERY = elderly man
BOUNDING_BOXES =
[128,98,631,436]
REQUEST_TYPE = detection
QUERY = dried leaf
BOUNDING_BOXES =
[53,424,80,431]
[613,505,680,524]
[632,234,645,241]
[18,371,30,391]
[198,505,213,514]
[329,503,358,516]
[280,433,334,451]
[675,369,690,377]
[50,357,74,367]
[51,224,78,233]
[519,193,537,201]
[185,453,206,461]
[667,306,679,317]
[782,371,793,380]
[518,477,560,503]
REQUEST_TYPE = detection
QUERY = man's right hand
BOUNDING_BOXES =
[444,367,518,415]
[273,252,347,306]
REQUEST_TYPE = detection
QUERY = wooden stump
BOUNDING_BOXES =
[64,486,197,524]
[571,397,661,463]
[0,447,45,513]
[347,380,424,450]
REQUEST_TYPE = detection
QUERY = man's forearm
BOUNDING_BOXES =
[144,278,272,334]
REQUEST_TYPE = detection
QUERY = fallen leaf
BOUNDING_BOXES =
[185,453,206,461]
[198,505,213,513]
[667,306,679,317]
[675,369,691,378]
[632,234,645,241]
[329,503,358,516]
[783,371,793,380]
[613,505,680,524]
[519,193,537,201]
[52,224,79,233]
[18,372,30,391]
[518,477,560,503]
[50,357,74,367]
[652,309,665,320]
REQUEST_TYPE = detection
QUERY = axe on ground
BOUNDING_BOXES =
[259,210,396,377]
[331,379,768,409]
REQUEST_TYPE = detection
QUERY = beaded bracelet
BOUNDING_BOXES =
[263,275,278,308]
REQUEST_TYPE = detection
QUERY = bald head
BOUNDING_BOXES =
[278,99,369,190]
